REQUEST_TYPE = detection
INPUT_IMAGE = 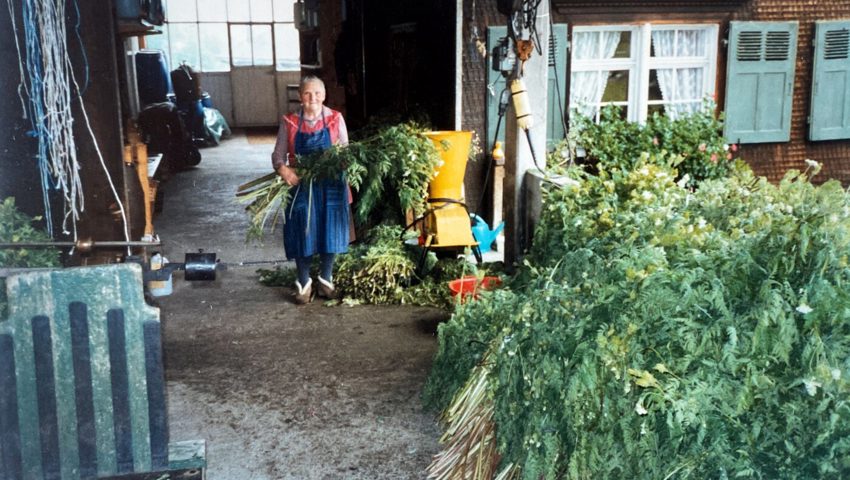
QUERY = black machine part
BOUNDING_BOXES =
[128,250,221,283]
[184,251,217,281]
[131,252,289,283]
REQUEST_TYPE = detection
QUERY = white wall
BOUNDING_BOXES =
[201,72,234,126]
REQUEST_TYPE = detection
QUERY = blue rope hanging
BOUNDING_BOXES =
[20,0,56,235]
[9,0,130,247]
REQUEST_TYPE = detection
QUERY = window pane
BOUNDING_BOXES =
[197,0,227,21]
[168,23,201,70]
[613,31,631,58]
[652,28,707,57]
[648,69,664,101]
[675,67,703,99]
[651,68,706,101]
[230,24,252,66]
[601,70,629,102]
[227,0,250,21]
[649,67,705,119]
[676,30,706,56]
[252,25,274,65]
[648,104,665,117]
[165,0,197,21]
[273,0,294,22]
[573,30,630,60]
[274,23,300,70]
[199,23,230,71]
[250,0,274,21]
[573,32,599,60]
[145,25,170,67]
[569,70,601,118]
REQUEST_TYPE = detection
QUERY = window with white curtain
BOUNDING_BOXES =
[145,0,300,72]
[570,24,718,122]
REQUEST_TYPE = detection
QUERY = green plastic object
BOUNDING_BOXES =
[0,264,205,479]
[203,107,231,146]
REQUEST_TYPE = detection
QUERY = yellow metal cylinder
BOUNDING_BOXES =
[424,130,472,201]
[423,130,476,247]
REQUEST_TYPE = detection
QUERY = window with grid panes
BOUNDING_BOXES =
[145,0,300,72]
[569,24,718,123]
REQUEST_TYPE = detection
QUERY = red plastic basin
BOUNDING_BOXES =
[448,275,502,302]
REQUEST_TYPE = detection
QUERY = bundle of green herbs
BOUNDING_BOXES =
[237,122,443,242]
[333,224,417,304]
[0,198,61,319]
[425,160,850,479]
[257,224,483,308]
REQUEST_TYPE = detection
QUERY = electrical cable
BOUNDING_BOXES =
[70,68,132,253]
[474,87,509,217]
[70,0,90,96]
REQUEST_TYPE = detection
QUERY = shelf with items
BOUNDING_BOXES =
[117,20,162,38]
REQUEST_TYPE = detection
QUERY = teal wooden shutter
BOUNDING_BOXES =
[724,21,798,144]
[486,26,508,153]
[547,24,568,148]
[810,21,850,141]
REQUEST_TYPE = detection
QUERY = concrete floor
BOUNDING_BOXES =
[152,131,445,479]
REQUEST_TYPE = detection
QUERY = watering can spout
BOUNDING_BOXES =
[470,214,505,254]
[492,221,505,237]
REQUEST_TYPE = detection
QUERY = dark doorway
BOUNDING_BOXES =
[350,0,457,129]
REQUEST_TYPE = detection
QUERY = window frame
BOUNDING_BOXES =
[152,0,300,73]
[570,23,718,123]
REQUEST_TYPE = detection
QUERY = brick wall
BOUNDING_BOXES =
[741,0,850,184]
[461,1,504,220]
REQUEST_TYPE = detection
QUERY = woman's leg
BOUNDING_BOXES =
[295,256,312,286]
[319,253,335,282]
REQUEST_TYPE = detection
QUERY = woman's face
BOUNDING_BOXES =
[300,81,325,113]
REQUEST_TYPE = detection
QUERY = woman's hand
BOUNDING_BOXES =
[277,165,300,186]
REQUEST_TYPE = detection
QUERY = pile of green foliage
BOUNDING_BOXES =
[0,198,60,319]
[564,102,734,186]
[424,160,850,479]
[238,122,443,242]
[258,224,484,308]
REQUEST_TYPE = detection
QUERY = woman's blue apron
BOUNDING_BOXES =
[283,110,349,259]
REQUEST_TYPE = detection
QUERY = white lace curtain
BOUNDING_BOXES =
[651,30,704,119]
[570,31,622,119]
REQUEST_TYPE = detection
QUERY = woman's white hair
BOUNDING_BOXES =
[299,75,325,93]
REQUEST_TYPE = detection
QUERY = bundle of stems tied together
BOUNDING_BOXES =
[236,122,444,243]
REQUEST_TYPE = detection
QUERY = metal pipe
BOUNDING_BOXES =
[0,240,162,254]
[0,241,162,248]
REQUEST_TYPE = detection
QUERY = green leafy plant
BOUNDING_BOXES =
[0,197,60,319]
[333,224,417,304]
[426,160,850,479]
[569,101,735,186]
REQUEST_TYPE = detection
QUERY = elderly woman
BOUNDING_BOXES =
[271,76,350,304]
